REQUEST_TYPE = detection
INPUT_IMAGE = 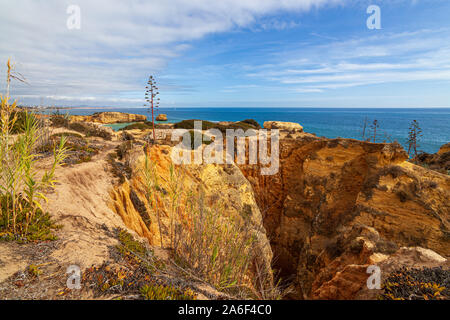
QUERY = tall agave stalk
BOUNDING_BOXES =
[0,59,68,236]
[145,76,160,145]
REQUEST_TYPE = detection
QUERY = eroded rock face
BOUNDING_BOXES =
[239,136,449,299]
[108,133,449,300]
[438,143,450,155]
[70,112,147,124]
[110,145,273,289]
[416,142,450,174]
[156,114,168,121]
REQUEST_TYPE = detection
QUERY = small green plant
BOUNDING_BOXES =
[117,228,149,258]
[116,228,168,272]
[0,195,60,242]
[380,267,449,300]
[140,284,196,300]
[83,229,183,300]
[27,264,43,278]
[10,111,37,134]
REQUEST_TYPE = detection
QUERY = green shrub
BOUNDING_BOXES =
[119,122,153,131]
[380,267,449,300]
[140,284,196,300]
[182,130,213,149]
[174,119,260,134]
[239,119,261,129]
[0,195,60,242]
[119,121,169,131]
[10,111,35,134]
[68,122,113,140]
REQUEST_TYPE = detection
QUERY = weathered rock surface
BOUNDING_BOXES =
[110,145,274,290]
[239,136,449,299]
[70,112,147,124]
[156,114,168,121]
[263,121,303,132]
[438,143,450,155]
[416,142,450,174]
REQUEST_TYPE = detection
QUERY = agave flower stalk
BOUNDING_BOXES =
[145,75,160,145]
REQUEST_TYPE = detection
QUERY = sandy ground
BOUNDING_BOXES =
[0,131,222,300]
[0,133,135,299]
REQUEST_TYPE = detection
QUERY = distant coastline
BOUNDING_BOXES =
[17,106,450,154]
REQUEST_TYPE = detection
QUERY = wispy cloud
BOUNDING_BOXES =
[246,29,450,91]
[0,0,342,106]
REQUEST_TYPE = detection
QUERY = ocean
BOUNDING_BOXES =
[60,107,450,154]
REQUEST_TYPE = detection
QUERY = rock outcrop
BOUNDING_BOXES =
[263,121,303,132]
[416,142,450,174]
[70,112,147,124]
[239,136,449,299]
[438,143,450,155]
[156,114,168,121]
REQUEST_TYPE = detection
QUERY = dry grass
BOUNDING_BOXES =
[141,152,282,299]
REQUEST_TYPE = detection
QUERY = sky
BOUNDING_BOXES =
[0,0,449,108]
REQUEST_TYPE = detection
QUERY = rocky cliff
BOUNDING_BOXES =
[109,144,274,295]
[5,116,447,300]
[108,122,449,300]
[416,142,450,174]
[70,112,147,124]
[239,134,449,299]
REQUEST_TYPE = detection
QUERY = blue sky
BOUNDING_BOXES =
[1,0,450,108]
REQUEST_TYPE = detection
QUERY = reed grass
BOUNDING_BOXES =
[0,59,68,241]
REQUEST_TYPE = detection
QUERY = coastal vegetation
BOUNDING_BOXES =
[139,152,280,299]
[82,228,196,300]
[0,59,68,242]
[0,61,447,301]
[380,267,449,300]
[174,119,261,133]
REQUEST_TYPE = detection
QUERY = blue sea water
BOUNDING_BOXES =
[62,107,450,154]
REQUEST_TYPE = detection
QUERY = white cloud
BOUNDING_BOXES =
[0,0,342,105]
[245,29,450,92]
